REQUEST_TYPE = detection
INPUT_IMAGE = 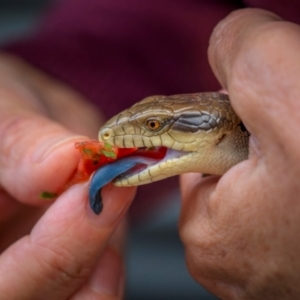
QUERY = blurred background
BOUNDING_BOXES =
[0,0,50,43]
[0,1,218,299]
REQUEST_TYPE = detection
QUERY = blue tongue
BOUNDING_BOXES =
[89,156,152,214]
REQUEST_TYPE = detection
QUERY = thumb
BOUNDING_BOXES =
[208,8,300,146]
[0,181,136,300]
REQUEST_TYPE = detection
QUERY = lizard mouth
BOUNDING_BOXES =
[88,145,191,214]
[129,146,168,160]
[113,146,191,185]
[113,146,166,182]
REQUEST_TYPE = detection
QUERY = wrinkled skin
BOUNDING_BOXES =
[179,9,300,300]
[0,54,136,300]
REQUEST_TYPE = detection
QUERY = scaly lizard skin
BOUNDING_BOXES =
[98,92,249,186]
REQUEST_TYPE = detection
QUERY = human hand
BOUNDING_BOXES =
[0,54,135,299]
[179,9,300,299]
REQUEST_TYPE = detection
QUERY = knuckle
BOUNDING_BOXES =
[179,215,217,251]
[34,242,92,287]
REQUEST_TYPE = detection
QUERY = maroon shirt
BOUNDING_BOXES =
[4,0,300,218]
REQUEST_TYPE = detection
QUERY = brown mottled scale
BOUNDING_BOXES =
[99,93,249,186]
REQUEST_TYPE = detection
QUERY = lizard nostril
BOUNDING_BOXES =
[99,128,114,141]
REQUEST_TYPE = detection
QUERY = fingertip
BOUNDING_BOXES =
[208,8,281,88]
[207,7,300,148]
[33,181,136,241]
[87,184,136,226]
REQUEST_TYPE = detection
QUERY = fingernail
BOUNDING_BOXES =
[32,135,87,163]
[87,183,136,226]
[89,248,124,296]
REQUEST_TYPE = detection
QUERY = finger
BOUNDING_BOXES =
[0,187,46,251]
[0,194,46,251]
[0,53,104,137]
[0,182,136,300]
[0,63,105,207]
[0,94,88,205]
[0,114,87,205]
[208,9,281,91]
[179,173,220,232]
[70,247,124,300]
[208,8,300,149]
[179,10,300,297]
[180,173,220,202]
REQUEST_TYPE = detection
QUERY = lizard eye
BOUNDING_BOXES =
[145,119,161,131]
